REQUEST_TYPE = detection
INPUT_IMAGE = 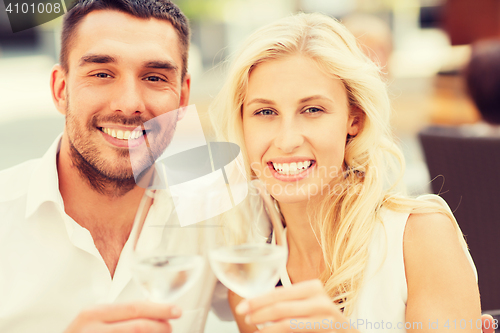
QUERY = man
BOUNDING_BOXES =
[0,1,217,332]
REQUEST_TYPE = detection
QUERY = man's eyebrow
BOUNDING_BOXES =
[246,98,276,106]
[144,61,178,73]
[79,55,116,66]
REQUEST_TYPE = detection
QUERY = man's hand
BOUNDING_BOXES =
[64,301,182,333]
[482,314,497,333]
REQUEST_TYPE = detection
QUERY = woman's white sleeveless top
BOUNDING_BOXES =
[276,194,477,333]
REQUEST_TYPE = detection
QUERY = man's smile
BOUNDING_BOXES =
[97,125,151,148]
[99,127,144,140]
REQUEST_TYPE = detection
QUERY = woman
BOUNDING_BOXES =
[209,13,482,333]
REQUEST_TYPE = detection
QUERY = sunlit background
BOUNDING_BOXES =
[0,0,496,330]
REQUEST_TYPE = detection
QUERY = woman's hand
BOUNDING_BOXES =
[234,279,360,333]
[482,314,497,333]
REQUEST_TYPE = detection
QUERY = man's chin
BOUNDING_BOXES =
[71,149,138,195]
[92,152,135,178]
[98,167,136,183]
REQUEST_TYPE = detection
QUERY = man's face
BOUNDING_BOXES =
[54,9,189,181]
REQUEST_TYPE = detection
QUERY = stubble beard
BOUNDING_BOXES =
[65,101,177,198]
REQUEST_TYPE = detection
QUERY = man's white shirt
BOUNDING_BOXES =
[0,135,220,333]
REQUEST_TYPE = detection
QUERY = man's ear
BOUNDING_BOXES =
[179,73,191,109]
[51,64,68,115]
[347,106,364,137]
[177,106,188,121]
[176,73,191,121]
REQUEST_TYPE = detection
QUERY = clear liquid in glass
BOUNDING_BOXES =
[209,243,287,299]
[132,254,204,302]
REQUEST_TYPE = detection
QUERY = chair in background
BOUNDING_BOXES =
[419,125,500,314]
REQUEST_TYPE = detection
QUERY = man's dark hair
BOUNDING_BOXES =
[60,0,190,79]
[465,39,500,125]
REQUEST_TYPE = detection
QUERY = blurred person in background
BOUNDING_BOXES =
[342,13,393,78]
[463,39,500,136]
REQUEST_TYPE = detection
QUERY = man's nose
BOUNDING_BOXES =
[273,117,305,154]
[109,76,146,116]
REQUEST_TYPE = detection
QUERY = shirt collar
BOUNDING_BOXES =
[25,134,64,219]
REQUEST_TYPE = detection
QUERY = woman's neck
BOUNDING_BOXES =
[279,200,325,281]
[279,201,320,248]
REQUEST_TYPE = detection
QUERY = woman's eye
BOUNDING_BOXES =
[255,109,276,116]
[94,73,111,78]
[303,107,323,114]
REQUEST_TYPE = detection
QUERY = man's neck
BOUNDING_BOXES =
[57,138,145,277]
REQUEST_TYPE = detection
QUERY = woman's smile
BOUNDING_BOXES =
[267,160,316,182]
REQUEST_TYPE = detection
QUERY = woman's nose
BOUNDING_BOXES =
[272,118,304,154]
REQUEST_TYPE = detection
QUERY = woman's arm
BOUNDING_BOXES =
[230,211,484,333]
[228,289,259,333]
[404,212,482,333]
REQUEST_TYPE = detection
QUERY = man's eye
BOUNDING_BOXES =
[94,73,111,78]
[255,109,276,116]
[144,76,166,82]
[303,107,323,114]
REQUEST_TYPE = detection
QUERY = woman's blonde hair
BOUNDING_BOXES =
[209,12,465,315]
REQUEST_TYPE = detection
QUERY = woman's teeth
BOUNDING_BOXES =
[272,161,312,175]
[101,127,143,140]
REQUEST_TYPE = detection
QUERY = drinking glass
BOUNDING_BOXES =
[208,180,288,319]
[130,188,206,303]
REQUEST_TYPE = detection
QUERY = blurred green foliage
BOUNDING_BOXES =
[175,0,231,21]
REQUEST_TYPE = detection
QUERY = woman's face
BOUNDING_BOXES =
[242,55,360,204]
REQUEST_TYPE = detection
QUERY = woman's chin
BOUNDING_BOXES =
[268,188,320,205]
[274,195,310,205]
[260,178,332,205]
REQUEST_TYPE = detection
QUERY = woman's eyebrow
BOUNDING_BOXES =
[246,98,276,106]
[246,95,334,106]
[298,95,334,103]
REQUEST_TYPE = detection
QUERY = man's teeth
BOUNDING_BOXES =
[272,160,312,175]
[101,127,143,140]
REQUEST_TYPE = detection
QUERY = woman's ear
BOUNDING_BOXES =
[347,106,364,137]
[51,64,68,115]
